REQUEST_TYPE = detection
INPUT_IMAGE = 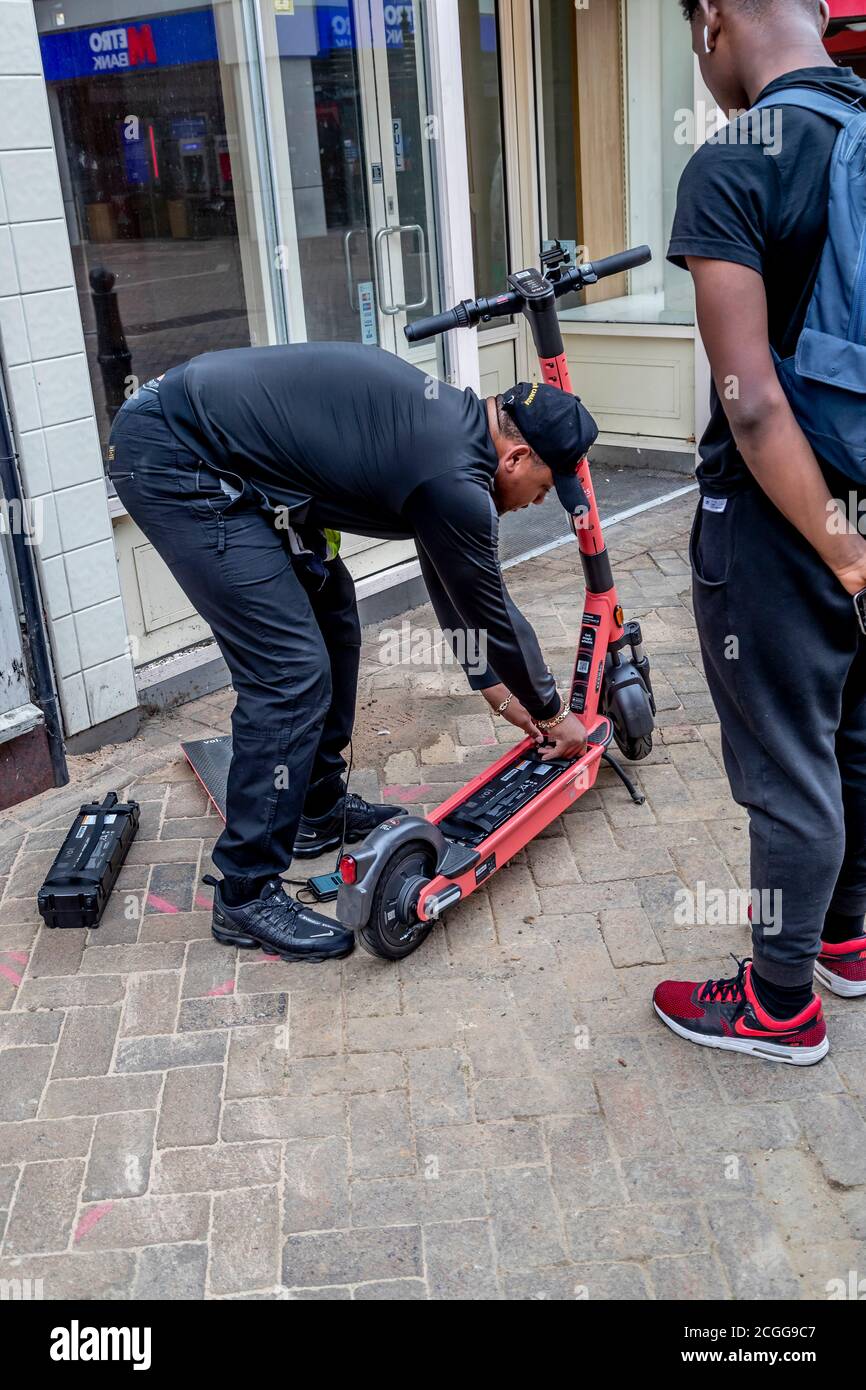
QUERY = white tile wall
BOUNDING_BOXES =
[0,77,53,151]
[0,293,28,365]
[58,671,89,737]
[11,220,75,295]
[0,0,42,76]
[74,597,129,670]
[17,428,50,496]
[44,418,104,490]
[24,288,85,361]
[64,538,121,612]
[51,613,82,680]
[0,226,18,296]
[34,353,94,429]
[84,655,138,728]
[55,478,114,553]
[38,554,71,621]
[0,0,138,737]
[0,151,63,222]
[6,361,39,432]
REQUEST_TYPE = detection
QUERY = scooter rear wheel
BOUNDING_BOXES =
[358,840,437,961]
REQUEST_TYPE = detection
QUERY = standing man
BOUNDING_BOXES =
[653,0,866,1063]
[108,346,593,963]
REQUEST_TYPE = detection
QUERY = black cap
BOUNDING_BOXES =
[501,381,598,516]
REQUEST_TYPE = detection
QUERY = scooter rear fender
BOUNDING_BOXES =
[336,815,451,931]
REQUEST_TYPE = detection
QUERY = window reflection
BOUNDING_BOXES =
[35,2,260,445]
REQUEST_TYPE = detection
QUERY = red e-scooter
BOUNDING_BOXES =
[337,242,657,959]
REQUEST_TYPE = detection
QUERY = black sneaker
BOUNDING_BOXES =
[293,793,407,858]
[202,874,354,962]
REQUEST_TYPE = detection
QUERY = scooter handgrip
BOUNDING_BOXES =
[404,304,467,342]
[587,245,652,281]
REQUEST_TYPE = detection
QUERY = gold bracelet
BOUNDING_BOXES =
[495,693,514,717]
[536,702,569,732]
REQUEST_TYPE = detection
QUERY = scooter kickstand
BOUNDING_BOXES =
[601,751,646,806]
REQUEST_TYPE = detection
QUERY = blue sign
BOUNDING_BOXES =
[276,2,414,58]
[121,126,151,186]
[171,117,208,140]
[39,9,219,82]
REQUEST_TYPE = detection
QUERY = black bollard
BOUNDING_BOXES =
[89,266,132,424]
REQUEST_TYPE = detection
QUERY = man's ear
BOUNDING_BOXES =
[503,443,531,470]
[699,0,722,45]
[817,1,831,37]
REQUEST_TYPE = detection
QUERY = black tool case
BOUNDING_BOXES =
[37,792,140,929]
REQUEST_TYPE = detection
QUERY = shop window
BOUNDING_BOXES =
[35,1,278,448]
[459,0,509,300]
[535,0,695,327]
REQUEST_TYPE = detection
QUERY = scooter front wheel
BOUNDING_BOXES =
[358,840,437,961]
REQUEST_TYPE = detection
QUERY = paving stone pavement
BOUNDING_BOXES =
[2,490,865,1301]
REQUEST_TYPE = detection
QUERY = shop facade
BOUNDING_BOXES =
[0,0,861,783]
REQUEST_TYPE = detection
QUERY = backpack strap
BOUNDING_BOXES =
[752,87,866,127]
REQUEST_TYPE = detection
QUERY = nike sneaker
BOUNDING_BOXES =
[815,934,866,998]
[293,793,407,858]
[653,958,828,1066]
[203,874,353,962]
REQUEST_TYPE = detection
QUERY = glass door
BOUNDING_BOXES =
[264,0,442,373]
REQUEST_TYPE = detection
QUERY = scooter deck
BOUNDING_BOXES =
[181,736,231,820]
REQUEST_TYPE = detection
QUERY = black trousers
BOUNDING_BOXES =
[108,386,361,881]
[691,485,866,987]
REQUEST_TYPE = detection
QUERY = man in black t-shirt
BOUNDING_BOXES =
[108,352,592,963]
[653,0,866,1064]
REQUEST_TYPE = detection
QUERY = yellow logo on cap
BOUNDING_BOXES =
[525,383,539,407]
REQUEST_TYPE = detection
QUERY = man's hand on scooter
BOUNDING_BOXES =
[539,711,589,762]
[481,684,544,741]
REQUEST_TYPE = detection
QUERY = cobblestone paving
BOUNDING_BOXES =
[1,492,864,1301]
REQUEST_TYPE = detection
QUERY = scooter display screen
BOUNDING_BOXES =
[438,750,574,847]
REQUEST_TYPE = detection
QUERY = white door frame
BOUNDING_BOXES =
[492,0,538,381]
[426,0,481,390]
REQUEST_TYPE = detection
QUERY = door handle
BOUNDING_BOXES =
[343,228,368,310]
[373,223,430,315]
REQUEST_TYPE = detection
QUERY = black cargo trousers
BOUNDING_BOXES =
[691,480,866,987]
[107,383,361,882]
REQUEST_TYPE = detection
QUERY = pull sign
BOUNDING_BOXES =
[392,117,405,171]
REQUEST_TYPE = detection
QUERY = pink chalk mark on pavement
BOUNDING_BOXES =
[207,979,235,996]
[381,784,434,803]
[194,893,212,911]
[0,964,22,987]
[147,893,179,914]
[74,1203,113,1243]
[5,950,29,965]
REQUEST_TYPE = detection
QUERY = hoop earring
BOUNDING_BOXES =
[704,25,712,55]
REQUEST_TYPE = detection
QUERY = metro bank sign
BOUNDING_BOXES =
[39,9,219,81]
[87,24,157,72]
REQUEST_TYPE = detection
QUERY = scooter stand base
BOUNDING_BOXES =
[602,751,646,805]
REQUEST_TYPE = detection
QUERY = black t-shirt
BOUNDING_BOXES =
[668,65,866,498]
[157,342,560,719]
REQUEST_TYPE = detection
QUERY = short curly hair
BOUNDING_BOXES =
[680,0,816,18]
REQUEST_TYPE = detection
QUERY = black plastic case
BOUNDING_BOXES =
[37,792,140,929]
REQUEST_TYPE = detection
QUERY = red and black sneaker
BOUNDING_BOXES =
[815,935,866,998]
[653,958,828,1066]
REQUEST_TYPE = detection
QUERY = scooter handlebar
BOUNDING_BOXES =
[403,244,652,343]
[404,305,470,343]
[583,244,651,282]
